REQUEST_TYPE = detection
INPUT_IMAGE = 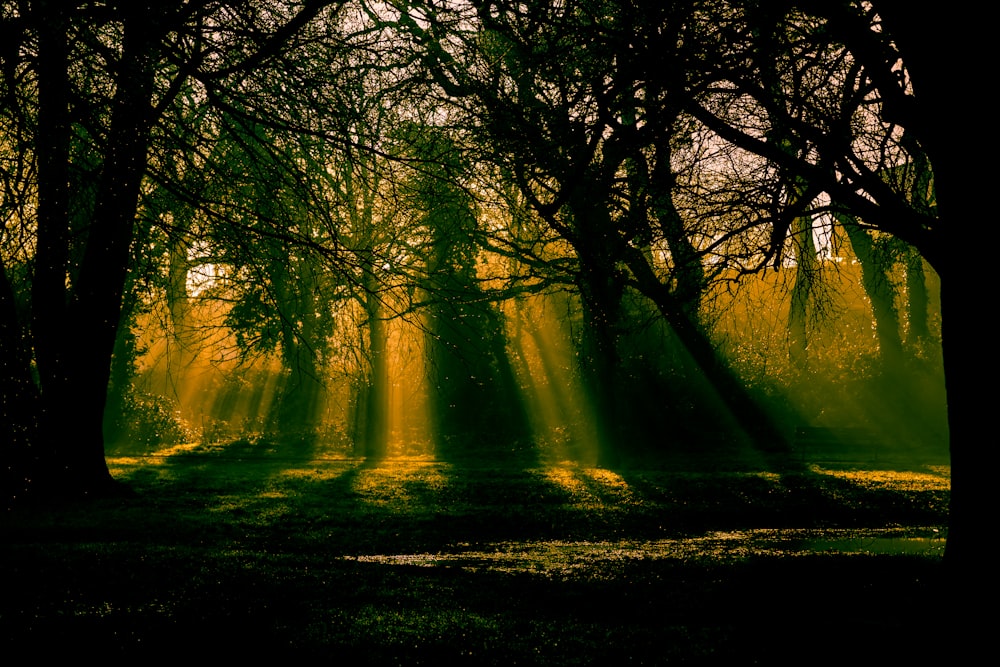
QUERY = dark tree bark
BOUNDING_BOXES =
[568,186,626,467]
[48,10,157,493]
[356,264,390,460]
[842,0,989,590]
[31,4,71,416]
[10,3,71,495]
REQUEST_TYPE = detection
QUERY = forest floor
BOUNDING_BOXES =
[1,443,959,664]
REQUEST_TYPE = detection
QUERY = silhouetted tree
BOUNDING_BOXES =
[681,0,982,572]
[387,0,791,461]
[397,125,530,460]
[0,1,346,500]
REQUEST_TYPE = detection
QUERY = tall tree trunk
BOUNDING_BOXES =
[276,340,323,455]
[570,191,624,468]
[49,13,156,493]
[345,153,390,460]
[30,4,72,485]
[272,250,324,456]
[933,249,981,618]
[576,274,621,466]
[0,259,39,501]
[921,180,982,580]
[870,0,990,602]
[360,270,390,459]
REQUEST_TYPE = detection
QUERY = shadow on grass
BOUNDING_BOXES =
[2,442,953,663]
[1,543,953,663]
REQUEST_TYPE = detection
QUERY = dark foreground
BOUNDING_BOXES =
[1,450,957,664]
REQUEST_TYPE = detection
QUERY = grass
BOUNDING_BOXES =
[1,445,955,664]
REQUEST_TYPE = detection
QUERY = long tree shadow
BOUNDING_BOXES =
[6,437,952,663]
[1,524,951,663]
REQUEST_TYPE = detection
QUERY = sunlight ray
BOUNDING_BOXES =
[505,294,599,464]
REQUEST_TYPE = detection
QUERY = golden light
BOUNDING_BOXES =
[504,293,600,465]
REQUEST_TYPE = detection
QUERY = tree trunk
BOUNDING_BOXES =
[29,4,74,489]
[576,273,621,467]
[933,250,985,633]
[921,166,987,590]
[867,2,991,590]
[31,6,71,412]
[361,274,390,459]
[570,191,624,468]
[348,157,390,459]
[43,13,156,494]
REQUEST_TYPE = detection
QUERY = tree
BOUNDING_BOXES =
[678,0,984,576]
[397,125,531,460]
[385,0,796,463]
[212,121,337,451]
[1,1,345,501]
[5,2,166,496]
[835,0,989,582]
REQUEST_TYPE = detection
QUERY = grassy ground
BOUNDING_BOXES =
[1,445,955,664]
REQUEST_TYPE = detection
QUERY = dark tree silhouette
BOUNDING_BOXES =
[398,126,531,460]
[386,0,791,462]
[0,1,346,500]
[835,0,988,582]
[679,0,983,575]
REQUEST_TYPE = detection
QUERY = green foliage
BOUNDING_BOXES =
[105,389,194,454]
